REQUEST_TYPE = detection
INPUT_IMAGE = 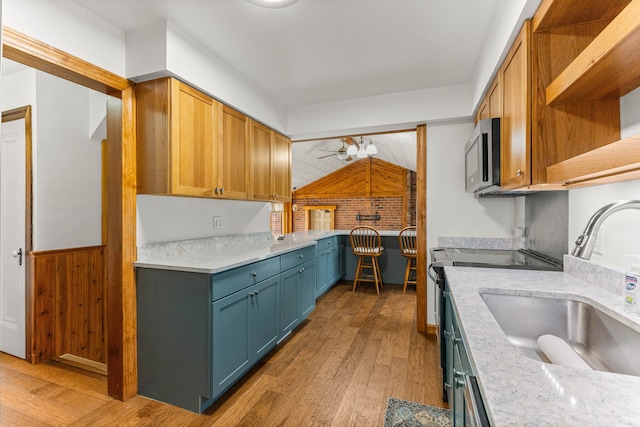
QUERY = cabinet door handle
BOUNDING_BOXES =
[516,169,523,177]
[443,330,451,338]
[252,272,257,277]
[220,187,225,195]
[299,254,304,259]
[299,268,304,273]
[455,377,466,389]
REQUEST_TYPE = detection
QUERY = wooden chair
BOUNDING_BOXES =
[350,226,384,294]
[398,226,417,293]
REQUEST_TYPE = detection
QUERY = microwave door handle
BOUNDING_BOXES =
[482,133,489,182]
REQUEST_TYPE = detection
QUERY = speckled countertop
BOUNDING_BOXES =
[445,266,640,426]
[134,229,402,274]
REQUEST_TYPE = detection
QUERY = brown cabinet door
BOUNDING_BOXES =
[250,119,273,200]
[272,132,291,202]
[500,20,531,190]
[170,79,218,197]
[219,105,248,199]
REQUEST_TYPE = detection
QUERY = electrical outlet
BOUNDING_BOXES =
[213,216,223,229]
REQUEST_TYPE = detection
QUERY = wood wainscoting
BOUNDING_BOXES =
[30,246,106,366]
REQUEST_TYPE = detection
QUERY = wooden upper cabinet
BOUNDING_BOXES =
[272,132,292,202]
[219,105,249,199]
[500,20,531,190]
[249,120,292,202]
[136,77,218,197]
[487,76,502,119]
[249,119,273,201]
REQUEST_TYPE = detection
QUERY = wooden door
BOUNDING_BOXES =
[170,79,217,197]
[219,106,248,199]
[249,119,273,200]
[310,210,332,231]
[500,20,531,190]
[272,132,291,201]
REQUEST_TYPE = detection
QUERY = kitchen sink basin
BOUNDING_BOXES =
[479,292,640,376]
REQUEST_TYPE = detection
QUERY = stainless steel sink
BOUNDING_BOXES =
[479,292,640,376]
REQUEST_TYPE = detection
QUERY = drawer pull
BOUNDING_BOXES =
[252,272,257,277]
[299,268,304,273]
[299,254,304,259]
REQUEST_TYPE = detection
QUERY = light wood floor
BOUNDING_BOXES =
[0,282,445,426]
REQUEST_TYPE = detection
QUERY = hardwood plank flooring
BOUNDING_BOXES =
[0,282,445,426]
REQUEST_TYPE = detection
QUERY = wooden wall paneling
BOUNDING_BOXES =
[30,247,105,364]
[416,125,427,334]
[294,159,368,198]
[369,159,407,196]
[532,21,621,184]
[30,254,56,363]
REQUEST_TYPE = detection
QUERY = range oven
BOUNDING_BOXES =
[428,247,562,405]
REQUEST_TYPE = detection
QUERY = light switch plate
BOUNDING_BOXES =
[213,216,223,229]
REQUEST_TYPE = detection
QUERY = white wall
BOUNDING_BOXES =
[2,66,104,251]
[35,72,103,250]
[4,0,126,76]
[126,20,288,134]
[426,121,518,323]
[567,88,640,271]
[136,195,271,246]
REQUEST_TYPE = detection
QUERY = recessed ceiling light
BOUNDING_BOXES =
[246,0,299,8]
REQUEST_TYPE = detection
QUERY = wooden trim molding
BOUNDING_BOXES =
[416,124,427,333]
[2,27,130,97]
[3,29,137,400]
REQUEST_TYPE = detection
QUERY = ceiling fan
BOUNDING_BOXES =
[317,138,353,161]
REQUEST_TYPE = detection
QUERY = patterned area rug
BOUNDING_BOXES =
[384,398,452,427]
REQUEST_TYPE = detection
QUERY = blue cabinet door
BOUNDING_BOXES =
[251,276,280,360]
[327,246,340,284]
[316,249,330,297]
[279,267,300,337]
[212,288,251,398]
[300,259,316,318]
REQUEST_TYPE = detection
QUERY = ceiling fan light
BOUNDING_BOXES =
[356,145,367,159]
[366,143,377,156]
[347,144,358,156]
[337,150,348,161]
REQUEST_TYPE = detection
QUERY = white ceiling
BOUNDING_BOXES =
[70,0,502,109]
[13,0,506,189]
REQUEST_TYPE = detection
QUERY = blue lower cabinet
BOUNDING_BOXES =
[316,236,345,298]
[280,258,317,337]
[212,275,280,399]
[299,259,316,318]
[212,288,251,398]
[251,276,280,359]
[280,267,301,336]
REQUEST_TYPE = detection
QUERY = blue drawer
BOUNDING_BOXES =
[211,257,280,301]
[316,236,338,252]
[280,245,316,272]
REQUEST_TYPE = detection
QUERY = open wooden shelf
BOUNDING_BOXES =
[546,133,640,185]
[545,0,640,105]
[533,0,631,32]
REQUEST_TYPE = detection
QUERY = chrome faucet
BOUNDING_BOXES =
[572,200,640,259]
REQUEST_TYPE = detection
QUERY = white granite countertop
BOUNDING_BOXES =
[134,229,402,274]
[445,266,640,426]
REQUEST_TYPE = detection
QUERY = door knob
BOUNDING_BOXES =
[11,248,23,266]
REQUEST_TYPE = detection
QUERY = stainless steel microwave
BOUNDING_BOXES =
[465,118,500,193]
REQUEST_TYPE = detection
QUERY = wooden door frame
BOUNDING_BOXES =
[2,27,137,400]
[1,106,33,360]
[416,124,427,334]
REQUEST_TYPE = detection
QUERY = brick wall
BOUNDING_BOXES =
[292,196,405,231]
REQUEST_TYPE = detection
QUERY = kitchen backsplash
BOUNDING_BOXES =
[525,191,568,260]
[437,237,524,250]
[564,255,626,297]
